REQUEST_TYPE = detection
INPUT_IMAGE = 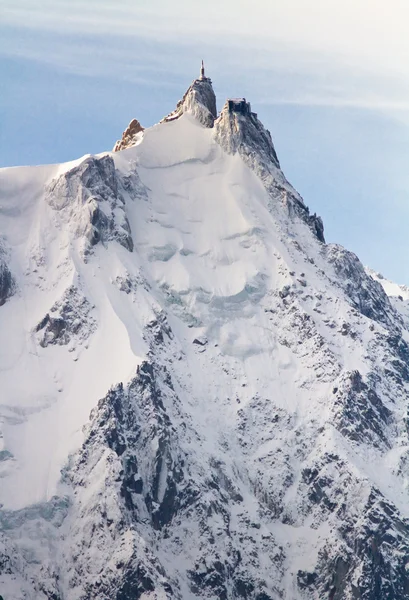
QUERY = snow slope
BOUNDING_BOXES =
[1,70,409,599]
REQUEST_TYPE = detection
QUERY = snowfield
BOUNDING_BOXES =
[1,70,409,599]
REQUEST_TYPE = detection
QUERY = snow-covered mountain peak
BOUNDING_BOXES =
[1,68,409,600]
[117,66,324,245]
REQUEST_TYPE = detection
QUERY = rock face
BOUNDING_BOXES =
[162,76,217,128]
[62,360,183,599]
[113,118,144,152]
[46,155,134,253]
[324,244,399,329]
[1,69,409,600]
[214,99,325,243]
[0,242,15,306]
[0,258,14,306]
[35,286,96,348]
[61,318,287,600]
[58,300,409,600]
[215,98,280,169]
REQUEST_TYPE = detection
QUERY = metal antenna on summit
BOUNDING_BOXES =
[199,60,205,80]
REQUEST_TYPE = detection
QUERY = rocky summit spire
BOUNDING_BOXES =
[214,98,325,242]
[113,118,144,152]
[162,63,217,128]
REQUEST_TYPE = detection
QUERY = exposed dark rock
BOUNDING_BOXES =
[297,569,318,589]
[305,489,409,600]
[35,286,96,348]
[144,313,173,346]
[325,244,397,328]
[0,252,15,306]
[215,99,280,169]
[62,322,286,600]
[385,333,409,383]
[214,100,325,243]
[115,564,155,600]
[192,336,207,346]
[332,370,392,448]
[63,357,188,598]
[46,155,134,252]
[162,75,217,128]
[308,213,325,243]
[0,498,68,600]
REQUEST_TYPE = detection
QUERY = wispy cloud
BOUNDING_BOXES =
[257,90,409,121]
[3,0,409,75]
[2,0,409,121]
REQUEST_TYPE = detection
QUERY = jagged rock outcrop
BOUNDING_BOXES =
[325,244,398,329]
[0,243,15,306]
[298,486,409,600]
[35,286,96,348]
[54,285,409,600]
[331,369,392,448]
[0,259,14,306]
[162,76,217,128]
[214,99,280,169]
[0,497,69,600]
[61,362,182,599]
[214,99,325,242]
[61,316,285,600]
[113,118,144,152]
[46,155,134,253]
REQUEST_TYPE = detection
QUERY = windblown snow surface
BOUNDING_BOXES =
[1,75,409,600]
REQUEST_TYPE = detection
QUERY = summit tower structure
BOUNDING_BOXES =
[199,59,206,80]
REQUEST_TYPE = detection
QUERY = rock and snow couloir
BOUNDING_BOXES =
[1,67,409,600]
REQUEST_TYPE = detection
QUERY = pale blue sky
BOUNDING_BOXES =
[1,1,409,283]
